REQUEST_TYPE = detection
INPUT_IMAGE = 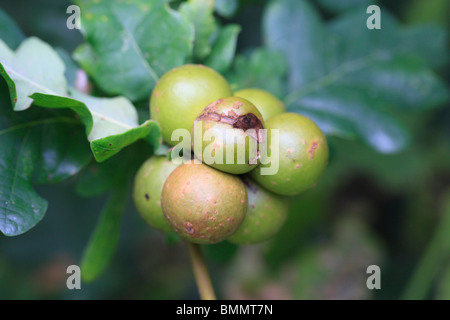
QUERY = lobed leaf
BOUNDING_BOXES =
[264,0,449,153]
[30,92,159,162]
[56,48,79,89]
[179,0,217,60]
[226,48,288,98]
[289,85,410,153]
[0,37,160,162]
[0,8,25,50]
[206,24,241,74]
[0,37,67,111]
[76,154,134,197]
[73,0,194,101]
[0,85,92,236]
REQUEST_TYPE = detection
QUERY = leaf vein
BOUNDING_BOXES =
[111,8,159,83]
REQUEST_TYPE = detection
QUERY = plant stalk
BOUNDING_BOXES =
[187,242,216,300]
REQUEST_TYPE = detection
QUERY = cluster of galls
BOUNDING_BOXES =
[133,65,328,245]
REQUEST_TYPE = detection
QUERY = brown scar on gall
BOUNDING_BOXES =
[185,222,195,234]
[308,141,318,159]
[196,107,265,143]
[203,99,223,113]
[232,101,243,109]
[227,110,238,118]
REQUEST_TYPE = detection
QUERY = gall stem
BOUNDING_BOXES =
[187,242,216,300]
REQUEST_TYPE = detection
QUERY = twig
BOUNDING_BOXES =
[187,242,217,300]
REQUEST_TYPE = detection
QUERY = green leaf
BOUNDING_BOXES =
[89,121,156,163]
[0,84,92,237]
[206,24,241,74]
[0,37,67,111]
[215,0,239,18]
[179,0,216,60]
[0,37,159,162]
[329,10,449,70]
[293,108,357,139]
[337,56,448,111]
[27,93,92,134]
[0,8,25,50]
[76,160,125,198]
[289,85,410,153]
[30,92,159,162]
[400,24,449,69]
[80,181,129,282]
[76,141,152,197]
[56,48,79,88]
[264,0,329,90]
[76,156,124,198]
[264,0,449,153]
[144,120,162,152]
[73,0,194,101]
[226,48,288,98]
[315,0,375,14]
